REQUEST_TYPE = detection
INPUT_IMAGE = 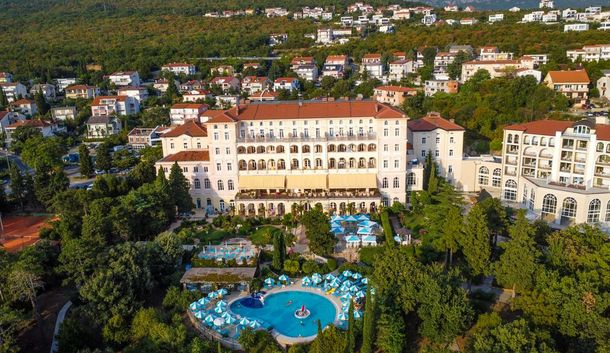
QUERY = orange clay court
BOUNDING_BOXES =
[0,215,52,253]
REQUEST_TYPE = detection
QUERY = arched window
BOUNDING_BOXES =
[303,158,311,168]
[492,168,502,187]
[478,166,489,185]
[302,145,311,153]
[507,134,513,143]
[561,197,577,223]
[329,158,336,169]
[407,173,416,186]
[194,178,201,189]
[542,194,557,217]
[514,135,519,143]
[504,180,517,201]
[587,199,601,223]
[291,159,299,169]
[382,177,388,188]
[315,158,323,168]
[349,158,356,168]
[606,201,610,222]
[278,159,286,170]
[217,180,224,191]
[393,177,400,188]
[597,142,604,152]
[529,189,535,211]
[228,180,234,191]
[277,145,285,153]
[204,178,211,189]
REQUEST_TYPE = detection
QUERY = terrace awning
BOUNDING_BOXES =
[286,175,327,189]
[238,175,285,190]
[328,174,377,189]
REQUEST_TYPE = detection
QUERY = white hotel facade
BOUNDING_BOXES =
[156,99,610,230]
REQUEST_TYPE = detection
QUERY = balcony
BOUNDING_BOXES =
[235,189,381,201]
[236,132,377,143]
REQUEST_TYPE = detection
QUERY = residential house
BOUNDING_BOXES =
[543,69,590,101]
[108,71,141,87]
[542,13,558,22]
[51,106,77,121]
[424,80,459,96]
[516,68,543,83]
[180,80,206,92]
[322,55,349,79]
[91,96,140,116]
[388,60,414,81]
[241,76,271,94]
[86,116,122,138]
[5,119,58,145]
[248,91,279,102]
[273,77,300,92]
[162,63,196,76]
[461,60,522,82]
[127,126,169,149]
[360,54,384,79]
[317,28,334,44]
[522,11,544,22]
[421,14,437,26]
[269,33,288,46]
[478,46,513,61]
[65,85,99,99]
[539,0,554,9]
[210,65,235,76]
[449,45,474,56]
[210,77,240,93]
[599,22,610,31]
[170,103,208,125]
[597,70,610,100]
[509,7,521,12]
[29,84,56,101]
[118,86,149,103]
[0,82,28,103]
[489,14,504,22]
[290,57,318,81]
[444,5,459,12]
[564,23,589,32]
[242,63,261,72]
[11,99,37,116]
[392,9,411,20]
[55,78,77,92]
[460,18,478,25]
[182,89,213,103]
[373,86,417,106]
[567,44,610,62]
[433,52,456,72]
[216,95,240,108]
[0,111,24,131]
[153,79,178,94]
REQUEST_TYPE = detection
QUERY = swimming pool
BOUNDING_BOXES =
[230,291,337,338]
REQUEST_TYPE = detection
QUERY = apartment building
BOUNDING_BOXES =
[273,77,299,92]
[373,86,417,106]
[567,44,610,62]
[0,82,28,103]
[30,83,56,101]
[11,99,37,116]
[118,86,149,103]
[90,96,140,116]
[564,23,589,32]
[86,116,122,138]
[598,70,610,100]
[162,63,197,76]
[170,103,208,125]
[5,120,58,145]
[461,60,522,82]
[360,54,384,79]
[65,85,99,99]
[209,76,240,93]
[433,52,456,71]
[155,100,424,215]
[424,80,459,96]
[388,60,414,81]
[241,76,272,94]
[322,55,349,79]
[51,106,77,121]
[543,70,590,101]
[499,118,610,228]
[127,126,169,149]
[478,46,513,61]
[108,71,141,87]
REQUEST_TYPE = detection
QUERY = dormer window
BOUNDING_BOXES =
[574,125,590,135]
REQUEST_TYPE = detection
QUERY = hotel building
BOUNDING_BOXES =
[156,100,424,215]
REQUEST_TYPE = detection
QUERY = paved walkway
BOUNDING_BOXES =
[49,300,72,353]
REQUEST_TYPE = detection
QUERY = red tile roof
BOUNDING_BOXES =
[375,85,417,93]
[291,56,314,64]
[408,112,464,131]
[7,119,54,128]
[163,63,193,68]
[363,54,382,59]
[171,103,207,110]
[92,96,127,105]
[546,70,590,84]
[206,100,406,123]
[65,84,96,91]
[274,77,298,83]
[162,120,208,137]
[464,60,520,65]
[504,119,573,136]
[159,150,210,162]
[12,99,34,105]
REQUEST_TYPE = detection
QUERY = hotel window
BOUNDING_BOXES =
[394,160,399,168]
[421,150,426,157]
[279,129,284,138]
[448,165,453,174]
[204,178,211,189]
[383,144,388,152]
[422,137,427,144]
[197,142,201,148]
[227,163,232,171]
[292,128,297,137]
[407,172,416,186]
[170,143,174,149]
[450,136,454,143]
[435,150,439,157]
[394,144,399,151]
[224,132,229,140]
[183,142,188,149]
[492,168,502,187]
[204,167,208,172]
[383,128,388,136]
[194,166,199,173]
[382,177,388,188]
[215,148,220,154]
[217,180,224,191]
[587,199,601,223]
[394,128,400,136]
[225,147,230,154]
[436,136,440,143]
[383,160,388,168]
[213,132,219,140]
[216,163,221,171]
[194,178,201,189]
[478,166,489,185]
[182,167,188,172]
[228,180,234,191]
[449,149,454,156]
[561,197,577,221]
[503,180,517,201]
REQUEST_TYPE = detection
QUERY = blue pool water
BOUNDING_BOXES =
[230,291,336,338]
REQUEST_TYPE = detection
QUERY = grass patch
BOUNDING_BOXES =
[250,225,282,246]
[359,246,386,266]
[198,229,233,244]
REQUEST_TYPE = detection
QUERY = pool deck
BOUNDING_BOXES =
[227,281,343,346]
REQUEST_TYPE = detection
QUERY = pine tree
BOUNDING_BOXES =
[168,161,193,213]
[155,167,175,221]
[95,143,112,172]
[495,210,540,297]
[345,300,355,353]
[460,204,492,279]
[78,144,93,178]
[317,319,323,353]
[279,232,286,265]
[272,232,284,270]
[9,167,26,210]
[0,87,8,109]
[428,161,438,194]
[361,286,376,353]
[34,88,50,116]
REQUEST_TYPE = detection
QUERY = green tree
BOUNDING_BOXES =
[9,125,42,153]
[34,165,69,207]
[79,144,94,178]
[344,300,355,353]
[460,204,491,279]
[8,269,44,323]
[95,142,112,172]
[168,161,193,213]
[34,88,50,115]
[494,210,540,296]
[376,304,405,353]
[361,286,376,353]
[301,208,336,256]
[0,87,8,108]
[9,167,28,209]
[272,231,285,270]
[470,318,558,353]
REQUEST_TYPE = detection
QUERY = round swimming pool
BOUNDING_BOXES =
[230,291,337,338]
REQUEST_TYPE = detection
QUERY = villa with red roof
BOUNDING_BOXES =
[373,86,417,106]
[162,62,196,76]
[543,69,590,101]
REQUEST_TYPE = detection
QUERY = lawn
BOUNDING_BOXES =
[250,225,283,246]
[198,229,233,244]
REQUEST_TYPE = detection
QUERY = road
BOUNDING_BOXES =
[50,301,72,353]
[0,150,31,174]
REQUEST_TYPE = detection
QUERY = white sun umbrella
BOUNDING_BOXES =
[353,310,363,319]
[264,277,275,286]
[361,277,368,284]
[342,270,353,277]
[325,273,336,281]
[340,282,351,292]
[301,276,312,285]
[278,274,289,282]
[189,302,198,311]
[331,278,342,288]
[341,292,353,300]
[216,300,228,308]
[338,312,349,321]
[249,320,261,329]
[350,285,359,292]
[224,315,237,325]
[221,312,232,319]
[355,290,366,298]
[217,288,228,295]
[214,317,225,327]
[352,273,363,280]
[207,291,218,298]
[239,317,250,326]
[214,306,225,314]
[311,273,322,284]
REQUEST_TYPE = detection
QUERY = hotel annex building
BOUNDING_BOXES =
[156,99,610,230]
